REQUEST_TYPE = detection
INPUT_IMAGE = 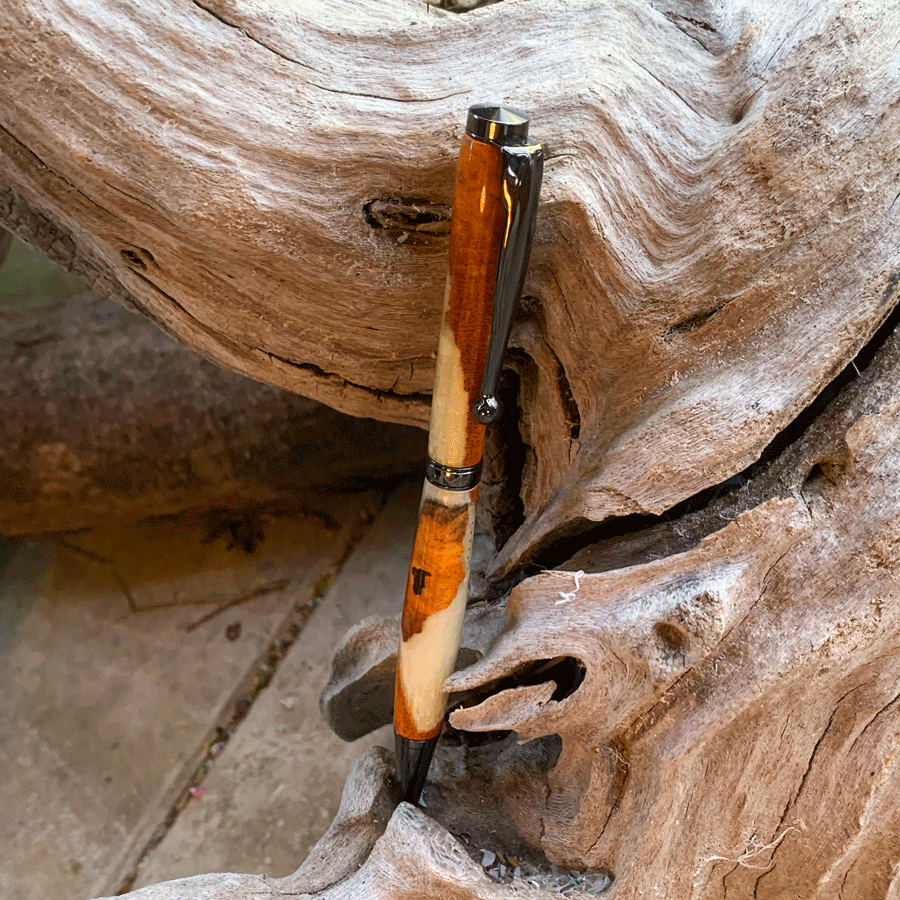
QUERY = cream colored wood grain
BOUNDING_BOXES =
[397,480,475,735]
[427,277,474,467]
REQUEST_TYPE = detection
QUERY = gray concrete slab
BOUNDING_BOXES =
[0,498,374,900]
[133,481,419,888]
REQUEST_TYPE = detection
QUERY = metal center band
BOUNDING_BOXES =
[425,458,482,491]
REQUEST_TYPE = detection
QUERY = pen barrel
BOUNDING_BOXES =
[394,482,476,741]
[427,133,508,468]
[393,133,507,743]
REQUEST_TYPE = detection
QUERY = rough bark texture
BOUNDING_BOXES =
[0,291,425,534]
[2,0,898,897]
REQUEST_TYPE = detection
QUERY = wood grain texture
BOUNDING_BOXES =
[3,0,898,577]
[394,132,503,740]
[395,483,475,740]
[102,329,900,899]
[400,496,472,642]
[435,315,900,895]
[2,0,895,896]
[427,135,503,468]
[314,304,900,899]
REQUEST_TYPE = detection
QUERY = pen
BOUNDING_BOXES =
[393,104,543,805]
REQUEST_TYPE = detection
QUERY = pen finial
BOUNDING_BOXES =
[466,104,530,145]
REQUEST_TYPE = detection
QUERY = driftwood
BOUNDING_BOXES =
[101,296,900,898]
[2,0,900,897]
[2,0,898,572]
[0,290,424,534]
[318,309,900,895]
[94,749,560,900]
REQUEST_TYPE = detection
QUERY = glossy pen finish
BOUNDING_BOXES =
[394,105,542,805]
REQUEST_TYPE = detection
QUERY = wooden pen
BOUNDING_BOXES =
[394,104,543,805]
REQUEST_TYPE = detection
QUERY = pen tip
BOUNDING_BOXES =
[395,732,439,805]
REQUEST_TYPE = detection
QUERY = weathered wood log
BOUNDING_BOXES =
[327,309,900,898]
[114,272,900,899]
[0,290,424,534]
[3,0,898,573]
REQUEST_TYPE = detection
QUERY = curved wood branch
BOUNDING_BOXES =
[7,1,899,896]
[2,0,898,570]
[97,748,553,900]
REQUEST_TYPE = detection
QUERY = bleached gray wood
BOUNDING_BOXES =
[2,0,898,573]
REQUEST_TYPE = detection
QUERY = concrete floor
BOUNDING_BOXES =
[0,483,417,900]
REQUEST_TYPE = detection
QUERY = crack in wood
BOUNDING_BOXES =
[325,85,470,103]
[774,684,860,838]
[192,0,311,70]
[264,350,432,404]
[131,271,228,344]
[191,0,467,102]
[659,8,724,55]
[848,686,900,753]
[633,59,704,118]
[428,0,503,13]
[761,5,819,73]
[582,740,629,862]
[526,278,900,578]
[667,301,727,336]
[363,198,451,237]
[721,858,740,897]
[838,864,852,900]
[0,123,119,228]
[671,12,716,33]
[547,341,581,442]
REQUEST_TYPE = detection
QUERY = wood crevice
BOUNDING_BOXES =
[190,0,313,70]
[633,58,705,119]
[363,198,451,242]
[849,687,900,754]
[131,271,229,346]
[263,350,433,405]
[0,122,118,226]
[519,284,900,582]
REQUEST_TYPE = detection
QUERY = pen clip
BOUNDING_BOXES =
[472,142,544,424]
